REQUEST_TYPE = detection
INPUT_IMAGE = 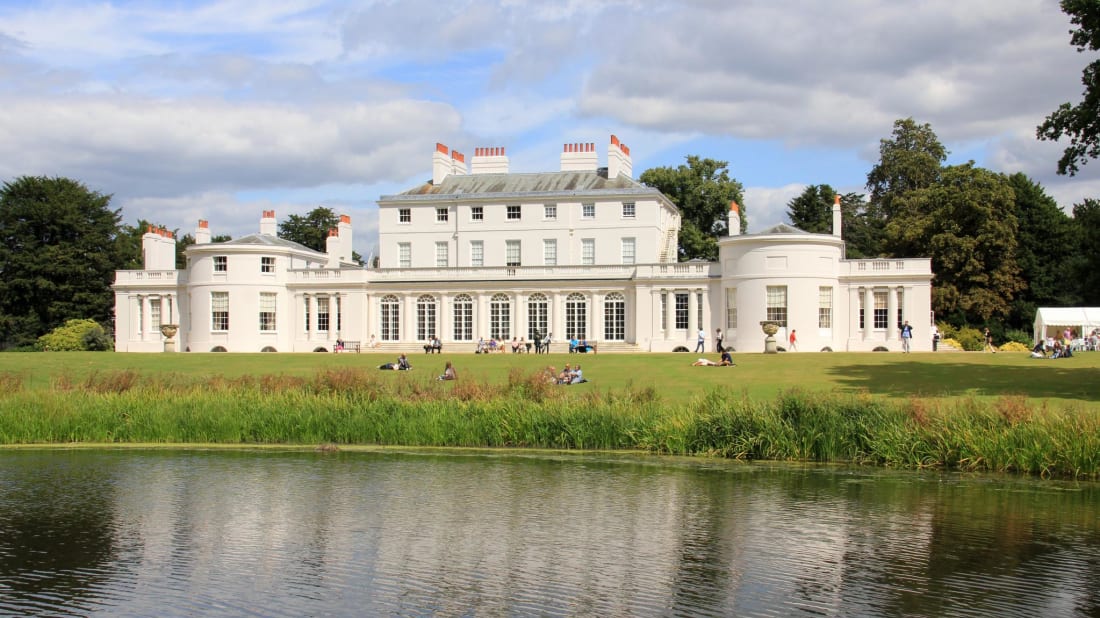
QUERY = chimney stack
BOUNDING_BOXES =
[260,210,277,235]
[832,194,842,238]
[560,142,598,172]
[338,214,352,263]
[451,149,468,177]
[471,146,510,174]
[326,227,341,267]
[729,201,741,236]
[142,224,177,270]
[607,135,633,179]
[196,219,211,245]
[432,142,451,184]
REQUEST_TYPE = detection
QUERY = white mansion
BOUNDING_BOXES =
[114,136,933,354]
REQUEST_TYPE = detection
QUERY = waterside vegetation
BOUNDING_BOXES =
[1,352,1098,479]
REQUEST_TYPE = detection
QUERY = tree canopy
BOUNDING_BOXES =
[866,117,947,220]
[1037,0,1100,175]
[883,163,1024,322]
[639,156,745,261]
[279,207,362,264]
[0,176,123,349]
[784,184,878,258]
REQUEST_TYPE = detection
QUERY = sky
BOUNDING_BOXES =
[1,0,1097,261]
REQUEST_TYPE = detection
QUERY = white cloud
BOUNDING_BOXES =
[743,184,806,230]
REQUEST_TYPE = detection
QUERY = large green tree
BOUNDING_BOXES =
[884,163,1024,322]
[1005,173,1082,328]
[1037,0,1100,175]
[867,118,948,222]
[1072,198,1100,303]
[279,207,362,264]
[640,156,745,261]
[0,176,124,349]
[784,184,879,257]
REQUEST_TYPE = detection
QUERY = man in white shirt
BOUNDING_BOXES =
[695,328,705,353]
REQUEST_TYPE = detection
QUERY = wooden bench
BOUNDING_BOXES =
[334,341,360,353]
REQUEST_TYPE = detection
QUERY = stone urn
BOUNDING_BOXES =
[160,323,179,352]
[760,321,779,354]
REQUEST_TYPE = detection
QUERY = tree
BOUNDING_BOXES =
[866,118,947,221]
[0,176,123,349]
[36,318,110,351]
[883,164,1024,322]
[1037,0,1100,175]
[279,207,362,264]
[1072,198,1100,304]
[1005,173,1082,328]
[784,184,879,257]
[639,156,745,261]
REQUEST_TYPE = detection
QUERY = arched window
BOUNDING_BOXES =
[452,294,473,341]
[417,294,437,341]
[490,293,511,340]
[380,295,400,341]
[565,293,587,340]
[527,293,548,340]
[603,292,625,341]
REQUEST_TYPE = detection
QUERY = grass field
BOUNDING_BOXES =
[4,349,1099,410]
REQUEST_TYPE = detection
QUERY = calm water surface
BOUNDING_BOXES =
[0,449,1097,617]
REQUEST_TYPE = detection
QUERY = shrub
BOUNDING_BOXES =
[955,327,985,351]
[36,319,110,352]
[999,341,1030,352]
[937,322,958,340]
[1004,329,1033,346]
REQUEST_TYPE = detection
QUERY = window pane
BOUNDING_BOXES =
[506,240,520,267]
[766,286,787,327]
[470,241,483,267]
[818,286,832,329]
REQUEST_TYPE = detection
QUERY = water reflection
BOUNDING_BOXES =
[0,450,1096,617]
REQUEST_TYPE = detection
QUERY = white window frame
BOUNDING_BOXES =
[213,256,227,273]
[452,294,473,341]
[211,291,229,332]
[317,296,330,332]
[398,208,411,224]
[436,207,449,223]
[603,292,625,341]
[621,237,636,265]
[506,205,521,220]
[435,241,448,267]
[398,242,411,268]
[726,288,737,330]
[544,204,557,220]
[622,202,636,218]
[582,203,595,219]
[581,238,595,265]
[490,293,511,340]
[150,298,162,330]
[470,240,484,267]
[471,206,484,222]
[261,256,275,274]
[506,240,521,267]
[766,286,788,327]
[565,292,587,340]
[527,293,549,341]
[417,295,438,341]
[543,239,557,266]
[259,292,276,332]
[380,295,400,341]
[819,286,833,329]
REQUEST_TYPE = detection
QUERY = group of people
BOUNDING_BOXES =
[423,336,443,354]
[568,338,595,354]
[692,350,735,366]
[1032,328,1099,359]
[550,363,586,385]
[378,354,458,381]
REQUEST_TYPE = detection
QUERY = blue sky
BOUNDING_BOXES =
[1,0,1096,260]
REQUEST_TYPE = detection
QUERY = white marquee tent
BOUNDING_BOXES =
[1033,307,1100,342]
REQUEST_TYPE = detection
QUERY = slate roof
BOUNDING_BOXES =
[383,171,670,203]
[752,223,810,235]
[205,233,321,254]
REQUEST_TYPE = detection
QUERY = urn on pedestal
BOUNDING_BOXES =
[159,324,179,353]
[760,321,780,354]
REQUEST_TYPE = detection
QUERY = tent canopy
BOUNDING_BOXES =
[1033,307,1100,341]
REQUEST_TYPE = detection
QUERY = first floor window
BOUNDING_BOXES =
[260,292,276,331]
[604,292,625,341]
[766,286,787,327]
[507,205,521,220]
[381,295,400,341]
[819,287,833,329]
[304,296,310,331]
[622,202,635,218]
[506,240,521,267]
[317,297,330,332]
[261,256,275,273]
[582,238,595,265]
[399,243,411,268]
[490,293,511,340]
[436,207,448,222]
[697,292,704,330]
[470,241,484,267]
[435,242,448,267]
[150,298,162,330]
[874,290,888,329]
[726,288,737,330]
[527,293,548,341]
[675,293,689,330]
[621,237,636,265]
[471,206,483,221]
[399,208,411,223]
[582,203,595,218]
[211,292,229,331]
[214,256,227,272]
[544,204,557,220]
[417,295,438,341]
[565,292,587,340]
[543,239,557,266]
[452,294,473,341]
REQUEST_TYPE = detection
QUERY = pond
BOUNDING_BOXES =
[0,449,1096,617]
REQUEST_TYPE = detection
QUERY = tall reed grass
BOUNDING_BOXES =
[0,368,1096,478]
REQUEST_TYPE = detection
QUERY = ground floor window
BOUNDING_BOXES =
[317,296,330,332]
[259,292,276,331]
[874,290,888,329]
[766,286,787,327]
[452,294,473,341]
[150,298,162,330]
[490,293,511,340]
[819,287,832,329]
[603,292,625,341]
[528,293,548,341]
[211,291,229,331]
[896,288,904,329]
[674,293,689,330]
[417,295,437,340]
[726,288,737,330]
[565,293,587,340]
[381,295,400,341]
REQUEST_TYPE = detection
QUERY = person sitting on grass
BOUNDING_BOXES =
[569,364,585,384]
[397,354,411,371]
[720,350,735,366]
[557,364,572,384]
[438,361,456,381]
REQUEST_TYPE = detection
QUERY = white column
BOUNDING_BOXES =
[310,294,319,341]
[887,287,898,341]
[514,292,525,341]
[862,287,874,341]
[688,289,697,342]
[405,295,417,342]
[438,293,449,343]
[477,293,489,340]
[552,292,564,341]
[663,290,673,335]
[141,295,151,341]
[848,287,861,345]
[590,291,600,341]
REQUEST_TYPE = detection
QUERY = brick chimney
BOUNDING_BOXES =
[260,209,277,235]
[607,135,632,179]
[832,194,842,237]
[338,214,352,263]
[326,227,341,267]
[142,224,176,270]
[432,142,451,184]
[195,219,211,244]
[560,142,597,172]
[471,146,509,174]
[729,201,741,236]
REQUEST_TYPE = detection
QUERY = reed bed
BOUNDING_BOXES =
[0,368,1097,479]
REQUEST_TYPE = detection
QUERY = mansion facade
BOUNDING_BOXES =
[114,136,933,353]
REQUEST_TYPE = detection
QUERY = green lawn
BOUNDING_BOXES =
[5,350,1099,410]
